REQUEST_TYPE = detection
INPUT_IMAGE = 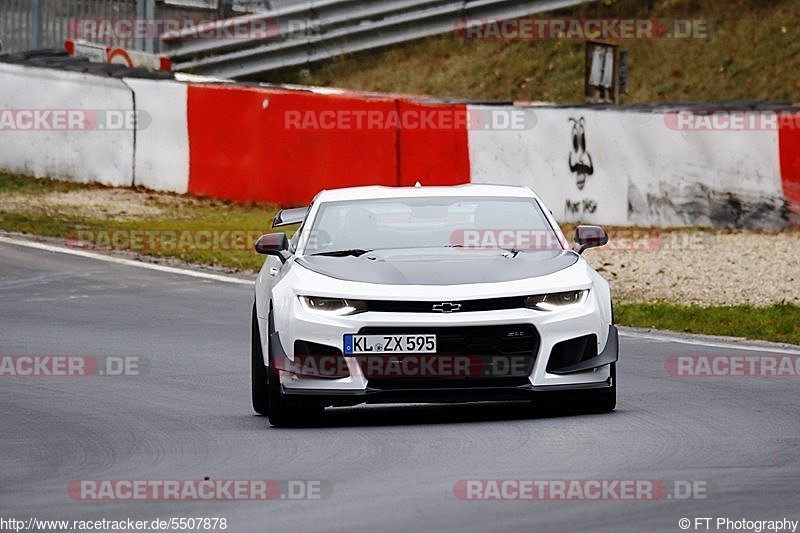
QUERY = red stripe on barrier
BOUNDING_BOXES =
[107,48,133,68]
[397,100,471,187]
[779,119,800,220]
[187,86,471,205]
[187,85,399,205]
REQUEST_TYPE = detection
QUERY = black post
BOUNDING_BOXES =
[218,0,235,19]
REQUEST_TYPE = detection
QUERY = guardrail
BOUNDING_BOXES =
[161,0,593,78]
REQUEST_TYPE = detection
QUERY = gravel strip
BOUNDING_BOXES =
[584,230,800,306]
[2,186,798,307]
[2,189,168,220]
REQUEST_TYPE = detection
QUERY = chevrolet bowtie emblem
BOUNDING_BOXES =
[432,302,462,313]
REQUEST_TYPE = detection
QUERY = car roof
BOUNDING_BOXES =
[315,184,539,203]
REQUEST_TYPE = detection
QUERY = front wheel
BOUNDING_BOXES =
[265,308,324,428]
[534,363,616,415]
[267,368,291,427]
[585,363,616,413]
[251,303,269,416]
[267,367,324,427]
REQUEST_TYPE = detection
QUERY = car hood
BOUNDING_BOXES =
[295,248,579,286]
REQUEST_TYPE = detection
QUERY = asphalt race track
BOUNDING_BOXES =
[1,240,799,532]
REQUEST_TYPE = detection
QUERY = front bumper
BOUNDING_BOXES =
[269,295,617,403]
[279,377,614,408]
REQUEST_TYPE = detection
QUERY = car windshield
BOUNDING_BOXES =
[303,196,560,255]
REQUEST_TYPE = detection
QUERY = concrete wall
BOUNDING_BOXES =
[124,77,190,194]
[468,106,789,229]
[0,63,134,186]
[0,60,796,229]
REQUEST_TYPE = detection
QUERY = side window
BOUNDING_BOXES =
[288,202,313,253]
[289,224,303,252]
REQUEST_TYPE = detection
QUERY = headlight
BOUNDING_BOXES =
[525,290,589,311]
[299,296,367,316]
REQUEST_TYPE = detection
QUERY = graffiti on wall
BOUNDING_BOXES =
[566,117,598,218]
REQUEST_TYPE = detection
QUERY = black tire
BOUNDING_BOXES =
[267,362,325,428]
[534,363,616,415]
[265,308,324,428]
[251,302,269,416]
[586,363,616,413]
[267,366,291,427]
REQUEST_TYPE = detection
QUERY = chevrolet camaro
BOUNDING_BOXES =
[251,184,616,426]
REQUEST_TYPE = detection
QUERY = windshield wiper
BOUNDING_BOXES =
[311,249,373,257]
[444,244,520,256]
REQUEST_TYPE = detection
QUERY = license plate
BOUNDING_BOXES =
[343,334,436,355]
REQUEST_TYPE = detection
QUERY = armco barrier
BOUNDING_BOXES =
[468,106,629,225]
[396,100,471,187]
[0,55,796,229]
[780,120,800,220]
[185,85,473,204]
[123,77,190,193]
[186,84,400,205]
[468,105,789,229]
[0,62,135,187]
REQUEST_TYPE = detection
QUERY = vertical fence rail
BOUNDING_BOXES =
[0,0,31,53]
[0,0,233,55]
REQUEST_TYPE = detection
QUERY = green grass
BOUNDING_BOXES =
[616,303,800,345]
[269,0,800,104]
[0,173,281,271]
[0,173,84,194]
[3,173,798,345]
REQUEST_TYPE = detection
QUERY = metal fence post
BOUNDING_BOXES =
[30,0,44,50]
[136,0,145,50]
[146,0,156,53]
[218,0,235,19]
[135,0,157,52]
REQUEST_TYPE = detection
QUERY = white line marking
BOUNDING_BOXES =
[619,330,800,355]
[2,236,797,352]
[0,236,254,286]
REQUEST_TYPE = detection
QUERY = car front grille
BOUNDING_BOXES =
[356,324,539,389]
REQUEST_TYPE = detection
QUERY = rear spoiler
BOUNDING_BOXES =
[273,207,309,228]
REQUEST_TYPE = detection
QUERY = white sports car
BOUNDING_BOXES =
[252,184,617,426]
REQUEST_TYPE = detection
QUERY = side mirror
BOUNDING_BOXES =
[255,233,290,262]
[573,225,608,254]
